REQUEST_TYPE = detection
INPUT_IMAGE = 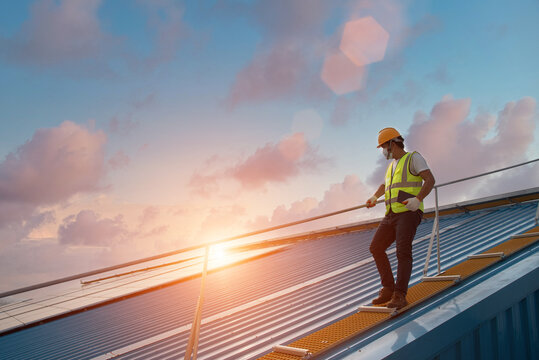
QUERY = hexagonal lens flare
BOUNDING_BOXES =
[339,16,389,67]
[321,51,367,95]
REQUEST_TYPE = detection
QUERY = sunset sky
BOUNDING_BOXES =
[1,0,538,292]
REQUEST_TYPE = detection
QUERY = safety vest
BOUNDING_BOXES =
[384,152,424,214]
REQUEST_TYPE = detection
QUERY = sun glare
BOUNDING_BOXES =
[209,244,232,268]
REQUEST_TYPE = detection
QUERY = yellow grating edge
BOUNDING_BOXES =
[257,353,300,360]
[257,352,301,360]
[258,226,539,359]
[290,312,390,354]
[486,227,539,256]
[406,280,454,304]
[442,257,501,279]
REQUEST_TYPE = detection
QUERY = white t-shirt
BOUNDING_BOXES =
[392,152,429,176]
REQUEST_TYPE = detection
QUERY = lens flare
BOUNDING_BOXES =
[209,244,232,268]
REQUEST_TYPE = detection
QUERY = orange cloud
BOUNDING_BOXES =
[0,121,106,205]
[0,120,112,251]
[230,133,329,189]
[190,133,330,195]
[58,210,129,246]
[108,151,130,170]
[247,174,372,232]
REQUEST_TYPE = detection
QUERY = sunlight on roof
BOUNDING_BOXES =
[209,244,233,268]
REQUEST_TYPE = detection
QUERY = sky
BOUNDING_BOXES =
[0,0,538,292]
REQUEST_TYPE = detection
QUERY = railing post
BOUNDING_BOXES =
[435,187,441,275]
[423,204,438,277]
[184,245,210,360]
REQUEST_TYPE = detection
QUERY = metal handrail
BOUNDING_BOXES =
[0,201,386,299]
[422,158,539,277]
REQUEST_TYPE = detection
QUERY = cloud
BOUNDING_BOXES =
[132,92,157,110]
[0,121,106,205]
[108,116,139,136]
[0,120,108,251]
[138,206,160,228]
[190,133,330,195]
[132,0,188,71]
[140,225,169,239]
[0,0,187,76]
[196,205,246,242]
[58,210,129,246]
[0,0,118,74]
[225,43,308,108]
[108,151,130,170]
[0,208,55,250]
[215,0,331,44]
[224,0,442,108]
[229,133,330,189]
[247,174,373,232]
[221,0,336,108]
[0,202,37,230]
[253,0,330,42]
[247,197,319,231]
[189,171,223,198]
[316,174,372,213]
[368,96,537,202]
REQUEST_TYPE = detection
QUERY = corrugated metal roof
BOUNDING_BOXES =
[0,245,288,335]
[1,191,538,360]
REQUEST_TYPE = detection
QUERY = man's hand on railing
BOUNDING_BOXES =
[366,195,378,208]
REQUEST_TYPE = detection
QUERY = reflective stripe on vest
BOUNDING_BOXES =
[384,152,424,214]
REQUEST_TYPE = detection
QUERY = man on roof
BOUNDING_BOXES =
[365,127,435,309]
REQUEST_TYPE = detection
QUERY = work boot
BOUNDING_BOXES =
[387,291,408,309]
[372,287,393,305]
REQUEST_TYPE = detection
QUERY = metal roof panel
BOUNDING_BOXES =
[0,192,538,360]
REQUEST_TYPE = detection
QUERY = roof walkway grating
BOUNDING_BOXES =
[260,225,539,360]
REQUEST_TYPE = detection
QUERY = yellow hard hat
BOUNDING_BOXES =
[377,127,401,147]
